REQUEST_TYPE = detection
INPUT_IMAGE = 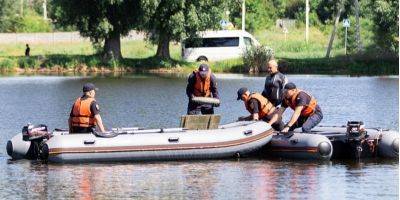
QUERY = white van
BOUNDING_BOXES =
[181,30,260,62]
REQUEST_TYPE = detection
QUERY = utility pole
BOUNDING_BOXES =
[242,0,245,31]
[43,0,47,20]
[342,18,351,55]
[305,0,309,43]
[345,25,348,55]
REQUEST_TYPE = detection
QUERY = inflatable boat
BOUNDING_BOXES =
[262,132,333,160]
[7,121,274,163]
[263,121,399,160]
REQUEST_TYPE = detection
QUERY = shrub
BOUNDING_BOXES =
[242,45,274,73]
[15,10,52,33]
[18,57,40,69]
[0,58,17,70]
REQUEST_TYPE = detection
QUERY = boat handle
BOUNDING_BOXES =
[168,137,179,142]
[290,139,298,144]
[243,130,253,135]
[84,140,96,145]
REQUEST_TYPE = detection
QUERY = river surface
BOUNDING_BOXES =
[0,74,398,199]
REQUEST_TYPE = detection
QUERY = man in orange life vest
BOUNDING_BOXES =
[280,82,323,133]
[237,87,284,131]
[186,64,219,115]
[68,83,106,133]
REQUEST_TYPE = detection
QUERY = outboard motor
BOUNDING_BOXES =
[22,124,50,141]
[346,121,377,159]
[347,121,366,140]
[21,124,50,160]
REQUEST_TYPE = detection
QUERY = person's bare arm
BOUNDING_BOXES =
[267,113,279,125]
[252,113,259,121]
[281,106,303,132]
[94,114,105,132]
[238,113,259,121]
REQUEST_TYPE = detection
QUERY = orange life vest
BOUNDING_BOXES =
[193,70,212,97]
[71,97,96,127]
[285,90,317,117]
[245,93,275,119]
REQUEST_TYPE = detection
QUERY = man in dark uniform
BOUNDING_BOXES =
[186,63,219,115]
[279,82,323,133]
[68,83,106,133]
[25,44,30,57]
[237,87,284,131]
[261,59,288,106]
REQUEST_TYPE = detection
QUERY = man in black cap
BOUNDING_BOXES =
[237,87,284,131]
[68,83,106,133]
[279,82,323,133]
[186,63,219,115]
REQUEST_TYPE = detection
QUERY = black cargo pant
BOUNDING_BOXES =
[289,106,323,132]
[187,101,214,115]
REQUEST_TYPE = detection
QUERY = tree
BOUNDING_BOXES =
[316,0,353,24]
[368,0,399,53]
[138,0,225,59]
[353,0,363,53]
[0,0,19,32]
[51,0,141,60]
[326,0,344,58]
[227,0,284,32]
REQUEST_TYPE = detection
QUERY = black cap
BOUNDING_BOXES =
[83,83,98,92]
[198,63,209,76]
[284,82,296,90]
[237,87,248,100]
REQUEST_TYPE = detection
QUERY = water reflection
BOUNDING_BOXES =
[2,157,398,199]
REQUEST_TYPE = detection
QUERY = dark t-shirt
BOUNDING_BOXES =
[282,91,321,112]
[70,95,100,117]
[25,47,30,56]
[282,91,309,108]
[247,99,260,114]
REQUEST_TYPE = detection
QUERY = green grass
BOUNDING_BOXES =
[0,27,398,75]
[255,27,345,58]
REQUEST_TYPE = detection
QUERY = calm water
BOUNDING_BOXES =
[0,74,398,199]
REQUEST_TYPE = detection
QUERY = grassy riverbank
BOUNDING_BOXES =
[0,28,398,75]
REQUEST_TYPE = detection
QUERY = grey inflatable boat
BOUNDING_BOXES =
[7,121,274,163]
[264,121,398,160]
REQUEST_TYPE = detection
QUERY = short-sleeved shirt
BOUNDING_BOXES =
[70,95,100,117]
[247,99,260,114]
[282,91,321,112]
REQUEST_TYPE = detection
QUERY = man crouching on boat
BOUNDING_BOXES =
[279,82,323,133]
[68,83,106,133]
[237,87,284,131]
